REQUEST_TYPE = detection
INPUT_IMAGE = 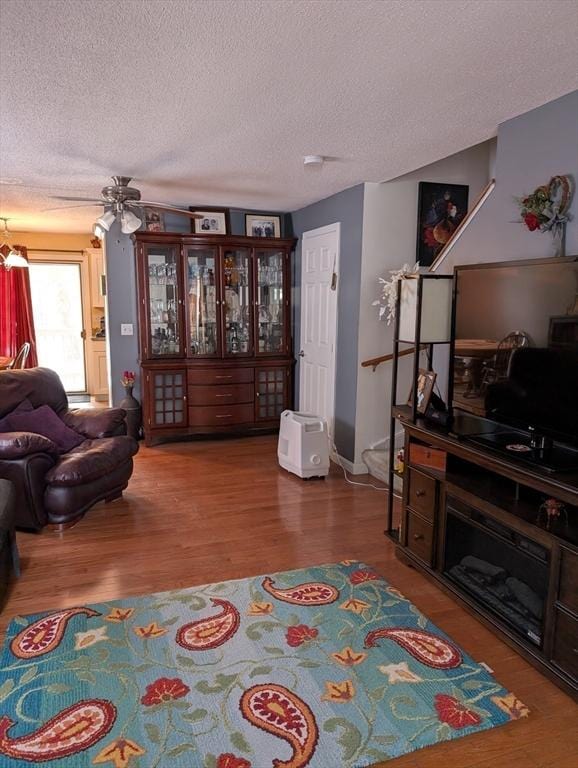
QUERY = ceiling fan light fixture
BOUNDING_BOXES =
[95,210,116,232]
[120,209,142,234]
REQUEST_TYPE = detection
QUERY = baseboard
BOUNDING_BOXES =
[330,451,368,475]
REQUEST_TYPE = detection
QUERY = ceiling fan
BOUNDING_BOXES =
[46,175,202,235]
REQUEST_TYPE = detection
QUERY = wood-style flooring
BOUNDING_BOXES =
[2,435,577,767]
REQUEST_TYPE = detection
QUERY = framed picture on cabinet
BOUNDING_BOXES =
[407,368,437,414]
[145,210,165,232]
[245,214,281,238]
[189,206,230,235]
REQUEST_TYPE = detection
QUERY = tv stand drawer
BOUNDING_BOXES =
[406,511,434,566]
[408,468,437,521]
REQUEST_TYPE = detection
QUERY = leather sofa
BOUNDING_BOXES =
[0,368,138,529]
[0,479,19,608]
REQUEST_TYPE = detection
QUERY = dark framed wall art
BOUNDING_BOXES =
[416,182,469,266]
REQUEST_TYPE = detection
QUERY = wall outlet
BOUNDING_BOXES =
[120,323,133,336]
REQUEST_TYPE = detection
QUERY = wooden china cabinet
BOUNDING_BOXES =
[134,232,296,446]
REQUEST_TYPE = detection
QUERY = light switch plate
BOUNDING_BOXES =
[120,323,133,336]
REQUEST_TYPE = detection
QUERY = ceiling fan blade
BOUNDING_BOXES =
[41,203,102,212]
[49,195,104,203]
[135,200,203,219]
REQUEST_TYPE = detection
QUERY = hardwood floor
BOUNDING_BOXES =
[2,435,577,766]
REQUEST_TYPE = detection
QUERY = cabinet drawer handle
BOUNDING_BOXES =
[215,375,233,379]
[415,490,426,497]
[216,414,232,418]
[413,533,424,541]
[215,394,233,398]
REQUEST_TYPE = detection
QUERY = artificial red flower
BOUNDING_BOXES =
[434,694,482,729]
[217,755,252,768]
[349,568,379,585]
[285,624,318,647]
[523,213,541,231]
[140,677,190,706]
[423,226,438,247]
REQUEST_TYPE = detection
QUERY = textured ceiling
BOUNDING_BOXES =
[1,0,577,234]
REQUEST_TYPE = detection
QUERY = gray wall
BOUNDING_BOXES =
[444,90,578,271]
[104,219,140,405]
[291,184,365,462]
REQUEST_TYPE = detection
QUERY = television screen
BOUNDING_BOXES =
[451,257,578,450]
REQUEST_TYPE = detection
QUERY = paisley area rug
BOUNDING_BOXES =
[0,562,527,767]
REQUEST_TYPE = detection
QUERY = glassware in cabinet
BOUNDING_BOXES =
[145,245,182,356]
[223,248,252,356]
[255,249,286,355]
[186,248,219,356]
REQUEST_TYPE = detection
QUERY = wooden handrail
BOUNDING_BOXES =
[361,344,427,371]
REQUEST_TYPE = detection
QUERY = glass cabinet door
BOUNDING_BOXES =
[145,245,182,357]
[222,248,252,356]
[186,247,219,356]
[256,367,287,421]
[151,370,186,427]
[255,249,286,355]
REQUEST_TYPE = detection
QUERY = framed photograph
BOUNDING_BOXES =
[416,182,469,267]
[145,210,165,232]
[189,207,230,235]
[245,214,281,238]
[407,369,437,414]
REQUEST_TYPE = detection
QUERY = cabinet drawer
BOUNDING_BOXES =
[559,547,578,615]
[406,511,434,566]
[188,404,254,427]
[188,368,254,386]
[408,468,437,521]
[188,383,254,406]
[552,608,578,681]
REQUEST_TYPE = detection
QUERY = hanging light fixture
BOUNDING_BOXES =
[120,208,142,234]
[0,218,29,269]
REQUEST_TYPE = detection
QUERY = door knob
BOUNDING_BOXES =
[298,350,305,357]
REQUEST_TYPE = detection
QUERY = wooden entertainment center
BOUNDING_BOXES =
[395,412,578,700]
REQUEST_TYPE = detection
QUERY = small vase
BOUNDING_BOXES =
[551,223,566,258]
[119,385,142,441]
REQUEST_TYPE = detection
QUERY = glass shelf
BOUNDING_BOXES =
[187,248,219,356]
[223,249,251,355]
[146,246,181,356]
[256,250,285,355]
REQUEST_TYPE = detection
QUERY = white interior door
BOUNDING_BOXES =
[299,223,340,434]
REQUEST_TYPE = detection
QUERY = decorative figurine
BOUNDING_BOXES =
[537,498,568,530]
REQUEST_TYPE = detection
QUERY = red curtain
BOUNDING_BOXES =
[0,245,38,367]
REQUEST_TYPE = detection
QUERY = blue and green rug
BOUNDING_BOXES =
[0,562,527,767]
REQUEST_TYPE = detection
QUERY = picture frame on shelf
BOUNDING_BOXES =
[145,210,165,232]
[189,207,230,235]
[416,181,469,267]
[245,213,281,238]
[407,368,437,414]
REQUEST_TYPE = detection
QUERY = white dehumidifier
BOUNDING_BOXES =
[277,410,330,479]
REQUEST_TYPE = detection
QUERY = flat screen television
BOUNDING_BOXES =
[450,256,578,472]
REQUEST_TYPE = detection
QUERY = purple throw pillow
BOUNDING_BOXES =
[0,398,34,433]
[5,405,84,454]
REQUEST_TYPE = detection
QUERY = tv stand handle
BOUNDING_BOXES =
[415,490,426,497]
[413,533,425,541]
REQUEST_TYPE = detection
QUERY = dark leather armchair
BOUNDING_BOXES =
[0,368,138,529]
